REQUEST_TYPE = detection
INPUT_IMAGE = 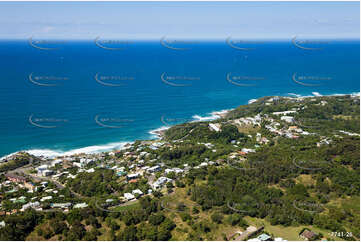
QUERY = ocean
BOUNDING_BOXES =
[0,39,359,158]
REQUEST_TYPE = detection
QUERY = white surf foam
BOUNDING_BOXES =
[312,92,322,97]
[192,109,231,122]
[149,126,170,138]
[148,109,232,139]
[286,91,360,99]
[287,93,302,97]
[24,141,131,158]
[248,99,258,104]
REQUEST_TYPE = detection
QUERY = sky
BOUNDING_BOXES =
[0,1,359,40]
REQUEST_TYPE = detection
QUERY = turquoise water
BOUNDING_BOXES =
[0,39,359,157]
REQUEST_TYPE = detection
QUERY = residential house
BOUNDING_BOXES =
[299,229,317,241]
[164,167,184,175]
[124,193,135,201]
[257,233,272,241]
[209,123,221,132]
[126,173,140,180]
[40,196,52,202]
[73,203,88,209]
[147,165,161,173]
[5,174,26,183]
[51,202,72,209]
[152,177,173,189]
[132,189,143,196]
[281,116,295,123]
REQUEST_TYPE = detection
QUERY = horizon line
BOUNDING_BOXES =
[0,37,360,41]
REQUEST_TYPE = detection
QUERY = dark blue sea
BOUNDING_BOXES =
[0,39,359,157]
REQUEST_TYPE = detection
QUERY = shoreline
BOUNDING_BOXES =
[1,91,359,160]
[148,108,232,138]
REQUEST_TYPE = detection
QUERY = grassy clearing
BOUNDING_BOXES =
[162,187,249,241]
[333,115,353,120]
[112,200,140,212]
[244,217,345,241]
[294,174,316,186]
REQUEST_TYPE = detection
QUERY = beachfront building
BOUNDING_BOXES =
[51,159,62,167]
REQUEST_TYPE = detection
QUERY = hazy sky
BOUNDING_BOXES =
[0,1,359,39]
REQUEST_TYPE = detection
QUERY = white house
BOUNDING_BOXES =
[281,116,295,123]
[164,167,184,174]
[51,159,62,167]
[199,162,208,167]
[241,148,256,153]
[152,177,173,189]
[41,169,53,176]
[132,189,143,196]
[73,202,88,209]
[147,165,161,173]
[124,193,135,201]
[40,196,52,202]
[273,110,296,115]
[51,202,72,209]
[126,173,140,180]
[209,123,221,132]
[21,201,40,211]
[86,168,95,173]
